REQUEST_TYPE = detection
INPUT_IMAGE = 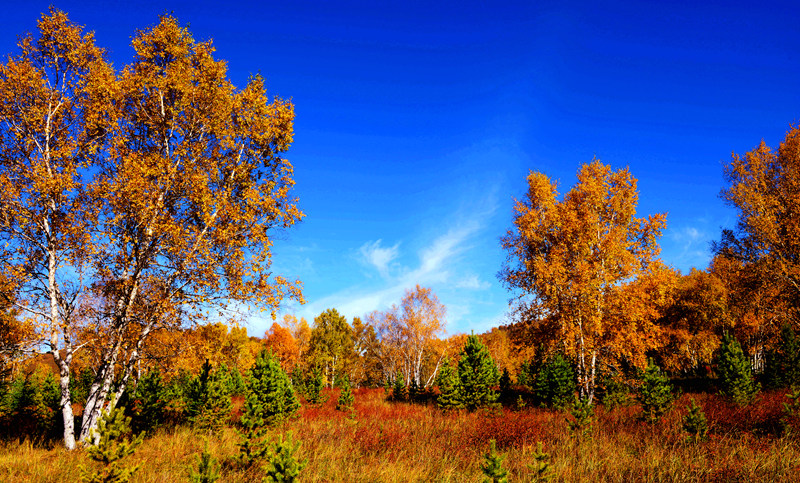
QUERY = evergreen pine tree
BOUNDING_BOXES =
[717,332,760,405]
[458,335,499,411]
[236,386,270,467]
[130,369,166,434]
[499,368,512,403]
[638,359,675,423]
[407,377,420,402]
[290,367,306,398]
[188,439,221,483]
[304,367,325,405]
[80,406,144,483]
[335,376,354,411]
[682,398,709,443]
[436,358,464,410]
[766,324,800,389]
[249,349,300,426]
[185,361,232,431]
[263,432,307,483]
[185,359,212,423]
[480,439,509,483]
[527,441,554,482]
[781,386,800,435]
[566,397,595,437]
[533,353,575,409]
[391,377,407,402]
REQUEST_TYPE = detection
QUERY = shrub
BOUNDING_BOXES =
[765,324,800,389]
[717,332,760,405]
[638,359,675,423]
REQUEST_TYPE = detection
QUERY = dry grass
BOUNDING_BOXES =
[2,388,800,482]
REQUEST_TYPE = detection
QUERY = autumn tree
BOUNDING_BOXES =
[500,160,667,402]
[0,9,112,449]
[308,309,353,387]
[264,322,299,372]
[0,11,303,448]
[367,285,447,387]
[718,125,800,329]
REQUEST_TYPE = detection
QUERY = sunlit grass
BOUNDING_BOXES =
[1,388,800,481]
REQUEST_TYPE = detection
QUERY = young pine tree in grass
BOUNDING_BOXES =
[638,359,676,423]
[263,432,307,483]
[130,369,166,435]
[391,376,407,402]
[481,439,509,483]
[237,350,300,467]
[304,367,325,405]
[336,376,354,411]
[717,332,760,405]
[458,334,499,411]
[682,398,709,443]
[566,397,595,437]
[188,439,221,483]
[436,358,464,410]
[80,406,144,483]
[186,360,233,431]
[527,441,554,482]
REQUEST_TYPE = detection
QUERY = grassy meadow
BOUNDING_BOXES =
[1,387,799,482]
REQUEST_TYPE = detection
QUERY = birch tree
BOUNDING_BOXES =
[500,159,666,402]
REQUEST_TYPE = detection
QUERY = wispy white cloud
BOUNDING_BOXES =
[358,239,400,278]
[667,224,713,273]
[454,274,491,290]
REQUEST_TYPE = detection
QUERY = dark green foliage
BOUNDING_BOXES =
[480,439,508,483]
[391,377,407,402]
[1,368,61,439]
[766,324,800,389]
[304,367,325,405]
[237,350,300,468]
[436,358,464,410]
[517,359,533,388]
[163,369,193,422]
[217,363,245,397]
[781,387,800,435]
[638,359,676,423]
[499,368,512,402]
[289,367,305,397]
[533,353,575,409]
[130,370,166,434]
[263,432,307,483]
[71,367,95,406]
[185,360,232,431]
[188,439,220,483]
[527,441,554,482]
[682,398,709,443]
[407,377,420,401]
[335,376,354,411]
[566,397,595,437]
[80,406,144,483]
[598,375,632,409]
[717,332,760,405]
[457,335,499,411]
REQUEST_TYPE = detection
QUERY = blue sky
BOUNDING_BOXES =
[3,1,799,336]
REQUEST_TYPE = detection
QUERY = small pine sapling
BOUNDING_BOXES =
[130,370,166,435]
[566,397,595,437]
[533,353,575,409]
[458,335,500,411]
[79,406,144,483]
[188,439,221,483]
[263,432,307,483]
[682,398,709,443]
[638,359,675,423]
[781,387,800,435]
[480,439,509,483]
[499,368,512,403]
[527,441,554,482]
[335,376,354,411]
[391,377,407,402]
[717,331,760,405]
[515,395,527,410]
